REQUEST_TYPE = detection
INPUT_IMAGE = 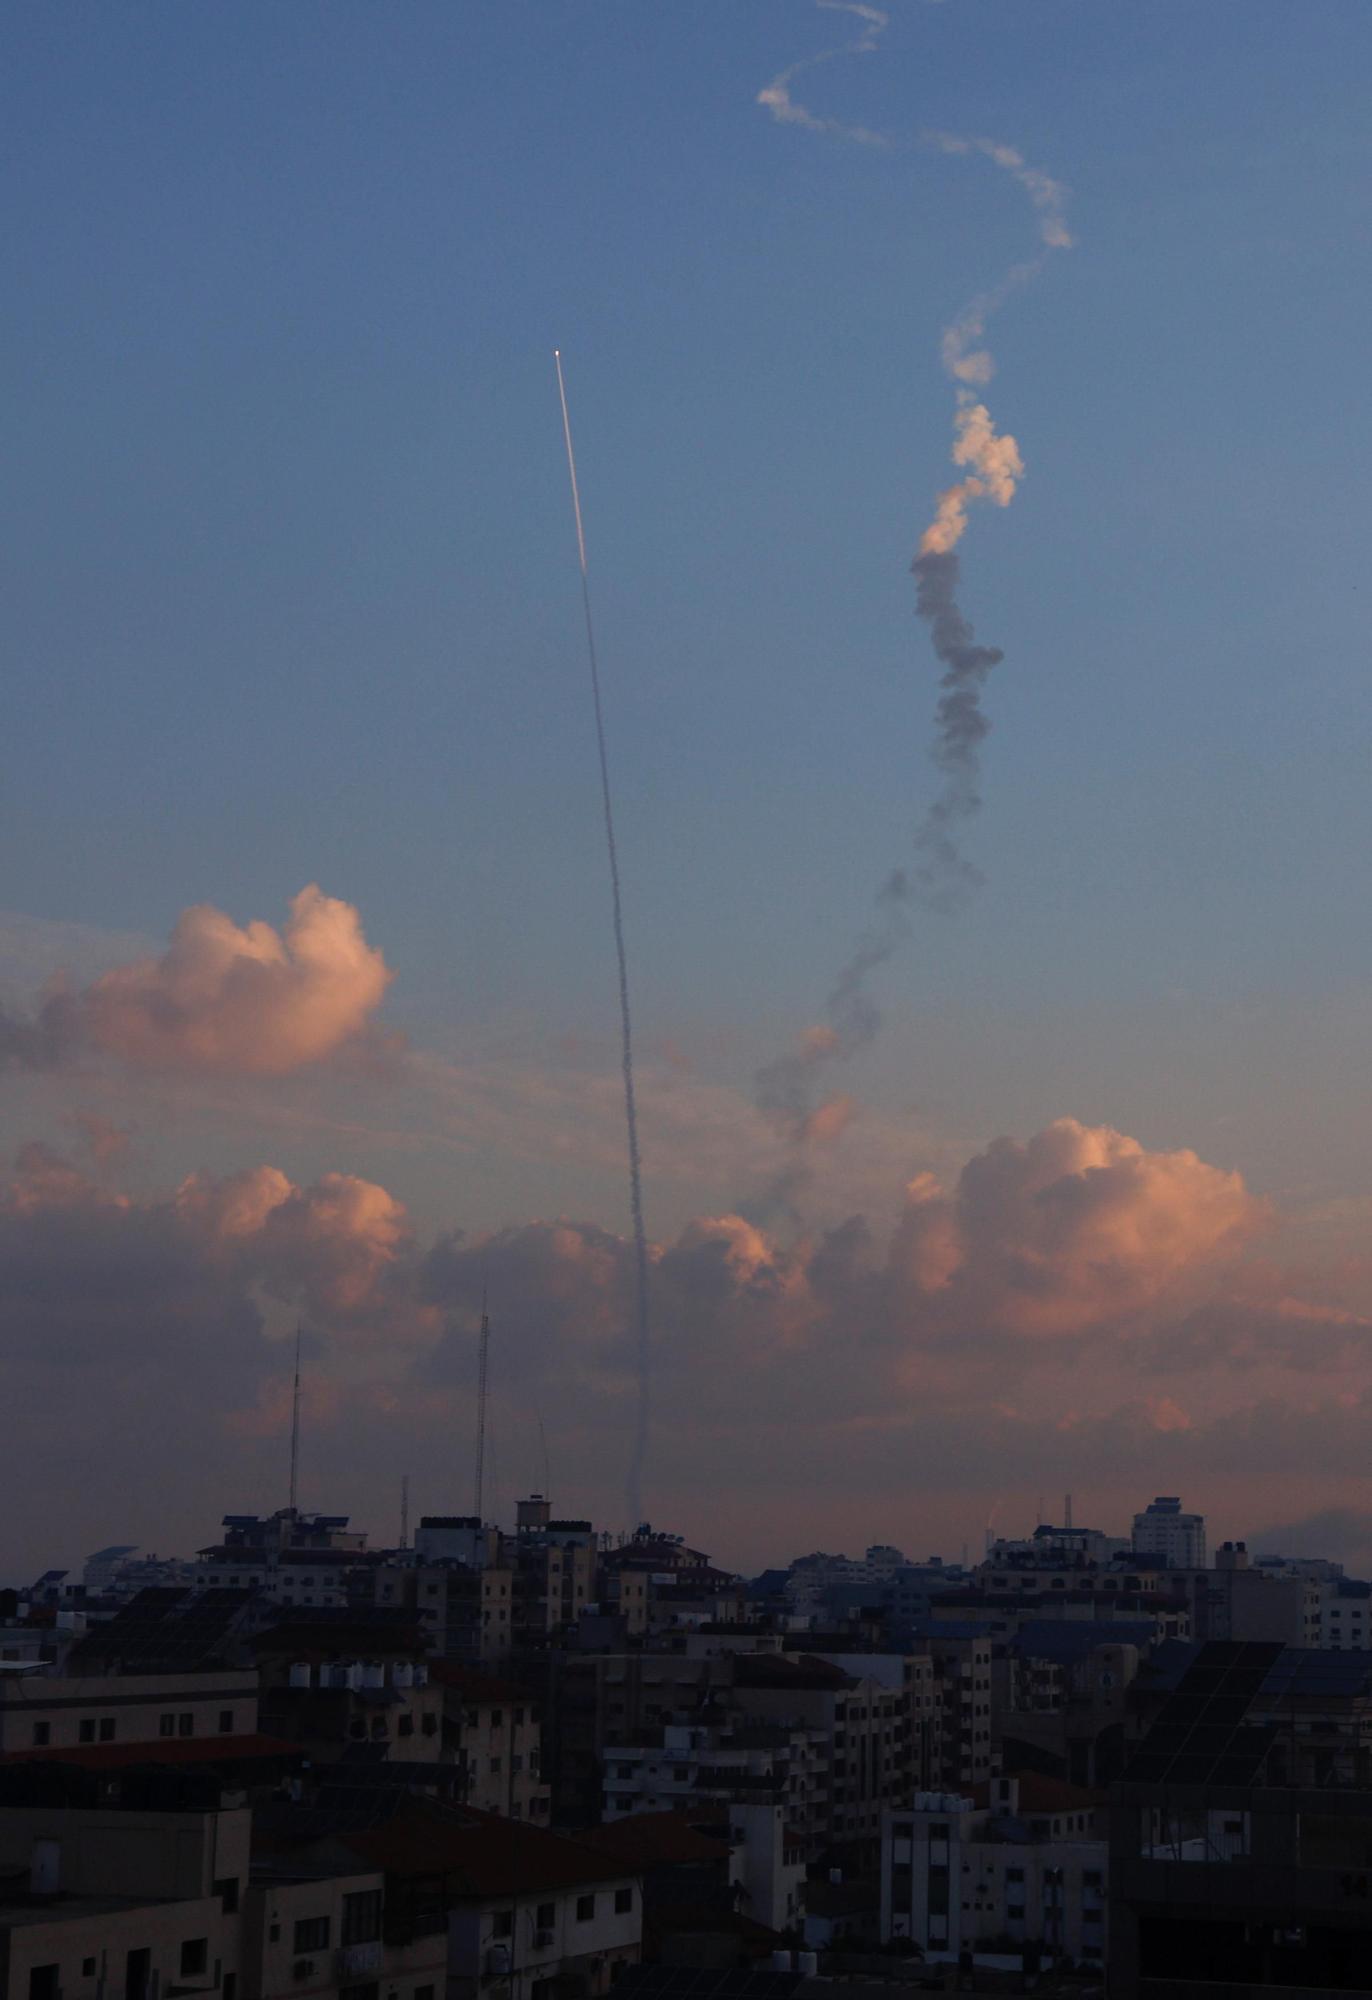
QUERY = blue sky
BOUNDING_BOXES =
[5,2,1372,1571]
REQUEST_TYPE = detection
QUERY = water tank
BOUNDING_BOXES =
[413,1662,428,1686]
[289,1662,312,1689]
[797,1953,818,1977]
[392,1661,414,1688]
[346,1662,364,1691]
[362,1662,385,1690]
[828,1867,843,1886]
[770,1952,793,1973]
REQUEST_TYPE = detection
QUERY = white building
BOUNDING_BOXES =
[729,1802,807,1932]
[1132,1497,1206,1570]
[882,1775,1107,1970]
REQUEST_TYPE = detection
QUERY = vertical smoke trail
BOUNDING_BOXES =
[753,4,1071,1202]
[554,350,653,1531]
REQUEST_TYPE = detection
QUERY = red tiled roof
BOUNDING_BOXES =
[339,1799,636,1896]
[251,1624,425,1659]
[970,1771,1104,1814]
[1,1732,303,1771]
[579,1811,729,1868]
[426,1660,527,1706]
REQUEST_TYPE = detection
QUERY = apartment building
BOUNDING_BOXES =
[1110,1640,1372,1995]
[429,1661,551,1820]
[252,1614,443,1764]
[882,1774,1107,1969]
[906,1626,995,1791]
[0,1669,259,1757]
[603,1719,830,1853]
[1131,1496,1207,1571]
[0,1770,250,2000]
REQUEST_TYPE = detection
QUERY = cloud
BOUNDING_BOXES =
[892,1118,1262,1338]
[1,887,393,1079]
[83,886,393,1075]
[3,1112,1368,1577]
[1251,1506,1372,1575]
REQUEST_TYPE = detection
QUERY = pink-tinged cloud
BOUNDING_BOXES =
[6,1113,1369,1578]
[891,1118,1263,1337]
[81,886,392,1076]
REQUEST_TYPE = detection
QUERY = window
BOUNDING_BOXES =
[32,1721,49,1746]
[78,1718,96,1742]
[28,1970,58,2000]
[398,1713,415,1736]
[215,1876,240,1913]
[99,1717,115,1742]
[223,1979,237,2000]
[672,1766,689,1782]
[421,1712,437,1735]
[1083,1870,1103,1889]
[294,1916,331,1952]
[491,1756,502,1774]
[515,1707,526,1725]
[537,1903,556,1928]
[178,1713,194,1737]
[577,1894,596,1921]
[615,1887,633,1914]
[180,1940,208,1978]
[492,1912,514,1939]
[219,1709,234,1733]
[414,1989,435,2000]
[160,1713,175,1736]
[492,1709,504,1725]
[342,1888,383,1946]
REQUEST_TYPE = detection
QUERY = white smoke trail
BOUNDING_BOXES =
[554,350,653,1530]
[754,3,1072,1203]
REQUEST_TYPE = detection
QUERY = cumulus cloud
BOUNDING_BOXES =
[893,1118,1262,1337]
[4,1112,1368,1577]
[1,886,392,1079]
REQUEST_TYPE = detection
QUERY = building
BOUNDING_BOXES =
[1132,1497,1207,1572]
[602,1719,830,1854]
[429,1661,551,1820]
[267,1793,643,2000]
[882,1773,1107,1969]
[0,1669,259,1758]
[0,1767,251,2000]
[252,1612,443,1764]
[1110,1640,1372,1995]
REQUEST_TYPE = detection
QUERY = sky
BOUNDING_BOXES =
[5,0,1372,1583]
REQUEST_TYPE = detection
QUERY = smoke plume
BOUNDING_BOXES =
[555,352,653,1531]
[754,3,1072,1207]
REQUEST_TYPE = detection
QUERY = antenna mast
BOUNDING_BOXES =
[400,1474,410,1552]
[288,1325,302,1518]
[474,1291,490,1522]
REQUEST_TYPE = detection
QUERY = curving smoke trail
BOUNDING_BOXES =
[753,3,1071,1211]
[554,351,653,1530]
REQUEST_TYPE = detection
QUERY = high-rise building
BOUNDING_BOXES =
[1131,1496,1206,1570]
